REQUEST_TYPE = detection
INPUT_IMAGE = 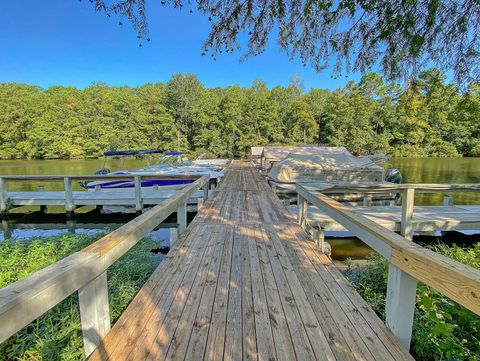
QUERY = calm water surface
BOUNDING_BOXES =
[390,157,480,205]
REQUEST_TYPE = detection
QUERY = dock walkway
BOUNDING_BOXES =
[89,162,412,361]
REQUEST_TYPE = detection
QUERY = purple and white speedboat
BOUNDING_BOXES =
[81,151,225,190]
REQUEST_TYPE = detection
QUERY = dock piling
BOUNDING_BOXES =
[0,178,7,215]
[64,177,75,216]
[400,188,414,241]
[134,176,143,213]
[444,196,454,206]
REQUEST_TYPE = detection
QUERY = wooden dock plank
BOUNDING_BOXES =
[89,161,413,361]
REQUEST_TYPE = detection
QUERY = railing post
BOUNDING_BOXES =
[170,227,178,246]
[386,186,417,349]
[134,176,143,214]
[197,196,204,209]
[443,196,454,206]
[203,184,209,201]
[78,271,111,357]
[0,178,7,215]
[312,224,325,253]
[385,264,417,350]
[64,177,74,216]
[177,202,187,235]
[2,219,12,239]
[362,193,372,206]
[401,188,415,241]
[297,194,307,229]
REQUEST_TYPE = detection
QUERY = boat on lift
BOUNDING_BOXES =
[81,150,225,190]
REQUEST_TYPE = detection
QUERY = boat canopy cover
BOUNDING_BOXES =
[163,151,186,156]
[261,146,350,161]
[267,152,384,183]
[104,149,163,156]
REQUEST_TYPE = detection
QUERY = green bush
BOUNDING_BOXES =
[345,243,480,361]
[0,233,161,360]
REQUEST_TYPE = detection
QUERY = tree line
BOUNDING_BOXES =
[0,68,479,160]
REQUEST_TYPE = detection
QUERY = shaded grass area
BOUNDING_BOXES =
[344,243,480,361]
[0,233,162,360]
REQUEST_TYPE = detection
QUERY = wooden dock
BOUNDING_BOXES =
[0,174,208,215]
[89,162,412,361]
[288,204,480,232]
[5,189,204,208]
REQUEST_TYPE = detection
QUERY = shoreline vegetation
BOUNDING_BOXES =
[345,243,480,361]
[1,68,479,161]
[0,233,161,361]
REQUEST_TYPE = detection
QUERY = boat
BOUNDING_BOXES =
[258,146,402,204]
[81,150,226,191]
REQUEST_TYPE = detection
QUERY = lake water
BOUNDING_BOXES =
[389,157,480,205]
[1,157,479,258]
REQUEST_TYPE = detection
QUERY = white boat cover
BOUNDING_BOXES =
[267,152,384,183]
[262,146,350,162]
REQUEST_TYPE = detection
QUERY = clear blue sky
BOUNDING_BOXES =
[0,0,364,91]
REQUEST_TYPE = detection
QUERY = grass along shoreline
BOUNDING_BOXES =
[0,234,162,360]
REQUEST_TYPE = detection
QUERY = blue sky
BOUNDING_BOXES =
[0,0,364,91]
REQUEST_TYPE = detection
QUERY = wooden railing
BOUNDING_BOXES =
[307,182,480,238]
[0,174,204,214]
[296,183,480,350]
[0,175,209,357]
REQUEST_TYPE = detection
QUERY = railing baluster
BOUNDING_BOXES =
[64,177,74,215]
[297,194,307,229]
[134,176,143,213]
[0,178,7,214]
[177,202,187,234]
[78,271,111,357]
[401,188,414,241]
[443,195,454,206]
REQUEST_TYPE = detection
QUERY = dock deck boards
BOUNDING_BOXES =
[89,161,413,360]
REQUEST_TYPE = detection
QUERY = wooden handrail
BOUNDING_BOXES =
[0,175,209,355]
[296,183,480,348]
[300,182,480,194]
[0,174,203,182]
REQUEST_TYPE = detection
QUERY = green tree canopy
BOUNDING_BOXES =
[0,69,478,160]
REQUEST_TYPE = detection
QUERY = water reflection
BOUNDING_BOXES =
[389,157,480,205]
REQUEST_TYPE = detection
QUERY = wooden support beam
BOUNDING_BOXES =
[177,202,187,234]
[78,271,111,357]
[362,194,372,206]
[385,264,417,350]
[401,188,414,241]
[444,196,454,206]
[0,178,7,214]
[297,194,307,229]
[170,227,178,246]
[64,177,74,215]
[203,186,209,202]
[2,219,12,239]
[312,224,325,253]
[134,176,143,213]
